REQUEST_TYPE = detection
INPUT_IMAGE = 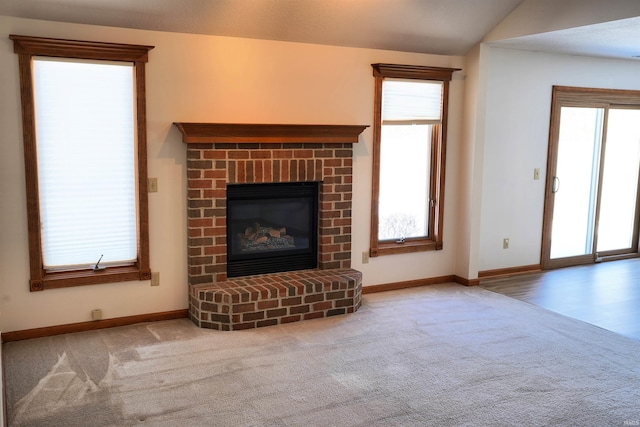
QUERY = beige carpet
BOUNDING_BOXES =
[3,284,640,426]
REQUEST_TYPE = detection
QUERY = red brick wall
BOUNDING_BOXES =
[186,142,354,285]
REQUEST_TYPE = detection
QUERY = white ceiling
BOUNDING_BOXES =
[490,16,640,60]
[0,0,522,55]
[1,0,639,59]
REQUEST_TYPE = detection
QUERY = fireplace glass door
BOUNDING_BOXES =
[226,182,318,277]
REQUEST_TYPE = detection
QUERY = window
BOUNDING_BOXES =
[10,35,154,291]
[370,64,458,257]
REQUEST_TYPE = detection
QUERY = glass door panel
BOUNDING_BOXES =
[550,107,603,259]
[597,109,640,252]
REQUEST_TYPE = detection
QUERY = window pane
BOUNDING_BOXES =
[378,124,431,240]
[33,58,137,269]
[597,108,640,252]
[550,107,602,259]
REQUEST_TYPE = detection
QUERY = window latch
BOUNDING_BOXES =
[92,254,106,271]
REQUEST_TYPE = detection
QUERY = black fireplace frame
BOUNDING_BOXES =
[226,182,319,278]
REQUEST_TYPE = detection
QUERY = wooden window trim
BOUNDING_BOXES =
[10,35,154,291]
[369,64,459,257]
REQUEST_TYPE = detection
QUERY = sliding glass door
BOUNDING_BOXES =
[542,87,640,269]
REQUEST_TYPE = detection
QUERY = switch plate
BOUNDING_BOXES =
[362,251,369,264]
[151,272,160,286]
[503,238,509,249]
[533,168,540,180]
[148,177,158,193]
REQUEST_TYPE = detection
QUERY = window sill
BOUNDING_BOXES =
[30,266,151,291]
[370,239,441,257]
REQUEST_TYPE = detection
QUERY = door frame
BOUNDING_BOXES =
[541,86,640,270]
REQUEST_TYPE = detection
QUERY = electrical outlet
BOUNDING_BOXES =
[362,251,369,264]
[151,272,160,286]
[91,309,102,321]
[148,177,158,193]
[503,238,509,249]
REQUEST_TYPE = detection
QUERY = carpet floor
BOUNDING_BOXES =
[3,284,640,426]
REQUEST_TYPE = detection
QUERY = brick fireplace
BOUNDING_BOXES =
[175,123,368,330]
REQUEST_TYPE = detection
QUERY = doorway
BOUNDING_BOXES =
[542,86,640,269]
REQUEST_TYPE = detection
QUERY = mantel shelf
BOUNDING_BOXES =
[173,123,368,144]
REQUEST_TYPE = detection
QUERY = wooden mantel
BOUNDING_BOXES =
[173,123,368,144]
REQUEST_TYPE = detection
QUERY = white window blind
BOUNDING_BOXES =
[33,57,138,270]
[382,79,443,123]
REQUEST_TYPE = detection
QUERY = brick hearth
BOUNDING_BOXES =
[189,268,362,330]
[176,123,367,330]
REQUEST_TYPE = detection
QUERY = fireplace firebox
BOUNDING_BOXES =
[226,182,318,277]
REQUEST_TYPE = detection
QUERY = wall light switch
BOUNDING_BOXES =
[362,251,370,264]
[533,168,541,180]
[151,272,160,286]
[148,177,158,193]
[503,238,510,249]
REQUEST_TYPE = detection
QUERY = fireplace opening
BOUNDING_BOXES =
[226,182,319,278]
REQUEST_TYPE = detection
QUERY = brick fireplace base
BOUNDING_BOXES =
[175,123,369,330]
[189,268,362,331]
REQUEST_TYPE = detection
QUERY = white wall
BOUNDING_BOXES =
[456,44,489,281]
[0,16,465,332]
[477,46,640,272]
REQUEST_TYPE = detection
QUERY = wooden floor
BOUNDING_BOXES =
[481,257,640,341]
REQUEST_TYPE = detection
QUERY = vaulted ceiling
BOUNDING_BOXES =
[1,0,639,60]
